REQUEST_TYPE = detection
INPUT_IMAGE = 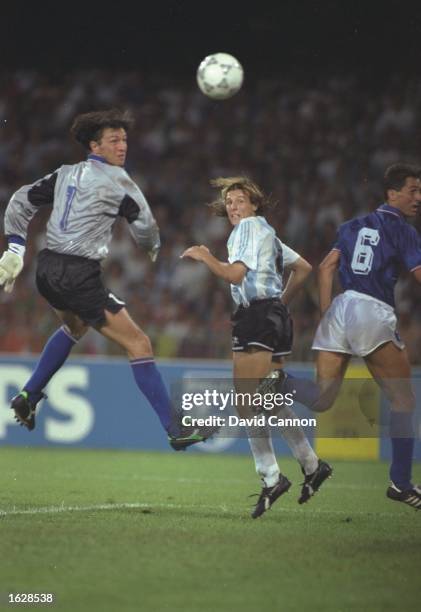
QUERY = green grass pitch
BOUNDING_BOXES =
[0,447,419,612]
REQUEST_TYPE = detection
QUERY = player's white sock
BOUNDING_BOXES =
[278,405,319,475]
[246,425,280,487]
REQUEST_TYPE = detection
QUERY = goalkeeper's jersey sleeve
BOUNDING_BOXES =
[4,171,57,242]
[4,155,160,261]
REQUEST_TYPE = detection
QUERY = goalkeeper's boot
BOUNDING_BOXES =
[10,390,46,431]
[298,459,333,504]
[168,423,220,452]
[386,483,421,510]
[251,473,292,519]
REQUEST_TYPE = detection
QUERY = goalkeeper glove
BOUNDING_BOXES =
[148,245,160,263]
[0,250,24,293]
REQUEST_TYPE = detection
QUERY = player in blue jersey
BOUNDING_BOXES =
[182,177,332,517]
[0,109,216,451]
[312,163,421,509]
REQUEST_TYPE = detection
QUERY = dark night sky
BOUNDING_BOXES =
[2,0,421,80]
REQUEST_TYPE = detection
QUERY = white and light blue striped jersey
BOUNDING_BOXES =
[227,216,300,307]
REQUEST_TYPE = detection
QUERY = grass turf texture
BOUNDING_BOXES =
[0,447,419,612]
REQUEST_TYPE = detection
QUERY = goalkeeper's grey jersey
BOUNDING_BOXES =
[4,155,160,260]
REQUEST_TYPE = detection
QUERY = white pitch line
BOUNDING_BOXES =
[0,501,409,519]
[0,502,207,517]
[0,502,232,517]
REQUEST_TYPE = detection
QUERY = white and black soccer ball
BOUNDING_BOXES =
[196,52,244,100]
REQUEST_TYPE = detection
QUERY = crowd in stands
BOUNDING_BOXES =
[1,70,420,363]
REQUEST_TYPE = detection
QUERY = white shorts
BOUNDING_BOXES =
[312,290,405,357]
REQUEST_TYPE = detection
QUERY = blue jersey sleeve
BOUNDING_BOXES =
[398,223,421,271]
[332,228,342,251]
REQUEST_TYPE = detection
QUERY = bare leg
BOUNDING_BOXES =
[364,342,414,412]
[97,308,152,359]
[233,349,319,483]
[314,350,351,411]
[55,309,90,340]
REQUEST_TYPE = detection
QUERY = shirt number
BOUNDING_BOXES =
[59,186,77,231]
[351,227,380,275]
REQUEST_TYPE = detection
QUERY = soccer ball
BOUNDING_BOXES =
[196,53,244,100]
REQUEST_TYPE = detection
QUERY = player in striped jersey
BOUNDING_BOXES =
[312,163,421,510]
[182,177,332,517]
[0,109,215,450]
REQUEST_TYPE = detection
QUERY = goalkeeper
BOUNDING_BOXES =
[0,109,216,451]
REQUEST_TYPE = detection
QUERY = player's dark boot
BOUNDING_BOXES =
[251,473,292,518]
[254,370,286,415]
[256,370,285,396]
[386,483,421,510]
[298,460,333,504]
[10,391,46,431]
[168,423,220,451]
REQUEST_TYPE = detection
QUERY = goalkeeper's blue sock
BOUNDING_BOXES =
[130,358,179,436]
[389,411,414,490]
[24,327,77,402]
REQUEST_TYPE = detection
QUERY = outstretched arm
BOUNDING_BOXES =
[318,249,340,315]
[1,172,57,293]
[281,256,312,305]
[181,245,247,285]
[5,173,57,243]
[117,180,161,262]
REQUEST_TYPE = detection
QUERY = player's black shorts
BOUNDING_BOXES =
[231,298,293,361]
[36,249,125,327]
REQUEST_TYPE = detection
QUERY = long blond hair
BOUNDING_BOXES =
[209,176,272,217]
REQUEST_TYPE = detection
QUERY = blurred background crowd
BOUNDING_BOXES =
[0,70,420,362]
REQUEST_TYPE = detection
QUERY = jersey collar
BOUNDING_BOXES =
[377,203,405,219]
[87,154,109,164]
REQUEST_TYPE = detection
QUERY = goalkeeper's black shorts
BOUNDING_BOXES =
[231,298,293,362]
[36,248,125,327]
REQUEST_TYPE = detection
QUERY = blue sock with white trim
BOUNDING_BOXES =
[24,327,77,402]
[389,411,414,490]
[130,358,178,436]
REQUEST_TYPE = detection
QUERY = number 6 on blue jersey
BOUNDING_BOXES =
[351,227,380,275]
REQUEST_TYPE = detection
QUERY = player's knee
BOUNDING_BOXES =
[310,397,333,413]
[62,323,88,341]
[310,385,340,412]
[127,330,153,358]
[382,383,415,412]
